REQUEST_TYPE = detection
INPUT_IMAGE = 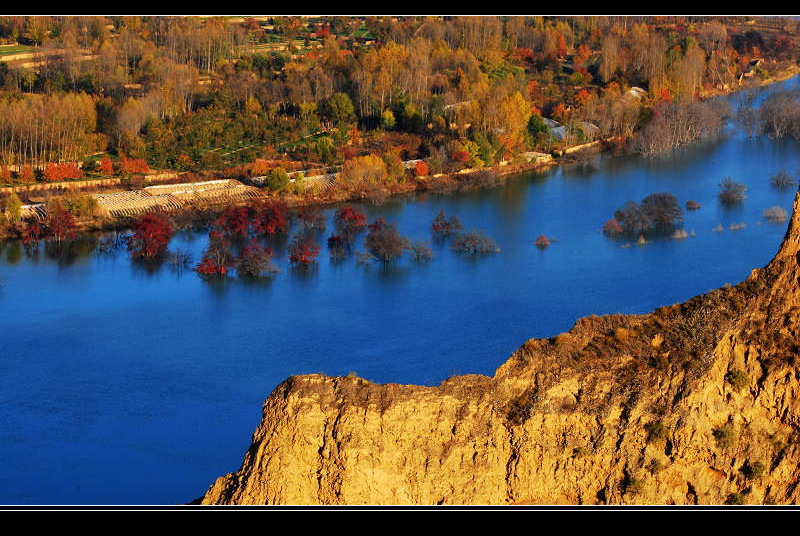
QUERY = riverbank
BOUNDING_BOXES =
[2,64,797,243]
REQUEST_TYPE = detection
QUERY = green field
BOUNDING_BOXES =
[0,45,35,57]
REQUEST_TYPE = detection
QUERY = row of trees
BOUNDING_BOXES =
[632,98,730,156]
[0,92,99,165]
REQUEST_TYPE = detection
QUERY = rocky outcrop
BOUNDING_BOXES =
[201,190,800,506]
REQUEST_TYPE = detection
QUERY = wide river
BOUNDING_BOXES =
[2,77,800,505]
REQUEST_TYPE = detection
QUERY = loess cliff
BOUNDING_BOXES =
[200,190,800,506]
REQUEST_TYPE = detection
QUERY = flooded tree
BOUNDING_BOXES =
[431,209,463,237]
[254,201,289,236]
[614,201,651,233]
[641,192,683,227]
[764,206,789,223]
[297,208,326,231]
[759,90,800,139]
[288,234,320,266]
[237,242,278,277]
[195,231,236,277]
[613,193,682,233]
[333,205,367,243]
[365,218,410,264]
[603,219,624,235]
[718,178,746,205]
[770,171,796,189]
[410,240,433,261]
[452,230,500,254]
[129,212,174,259]
[216,205,253,238]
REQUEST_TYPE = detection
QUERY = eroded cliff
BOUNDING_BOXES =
[201,190,800,506]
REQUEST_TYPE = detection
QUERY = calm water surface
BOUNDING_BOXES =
[2,78,800,504]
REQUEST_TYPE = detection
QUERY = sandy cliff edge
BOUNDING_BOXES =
[200,188,800,505]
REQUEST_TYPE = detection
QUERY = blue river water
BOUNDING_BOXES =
[1,77,800,505]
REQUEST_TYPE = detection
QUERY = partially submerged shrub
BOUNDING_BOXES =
[333,205,367,242]
[237,242,278,277]
[603,219,623,234]
[770,171,796,189]
[613,192,682,233]
[452,230,500,254]
[763,206,788,223]
[365,218,410,264]
[718,178,746,205]
[431,209,463,237]
[288,234,320,266]
[534,234,551,248]
[297,208,326,230]
[410,240,433,261]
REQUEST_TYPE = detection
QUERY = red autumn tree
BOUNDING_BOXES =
[332,205,367,241]
[216,205,253,237]
[603,219,623,234]
[254,201,289,235]
[534,234,551,247]
[1,164,11,183]
[46,204,77,243]
[414,160,429,177]
[21,219,44,244]
[251,159,272,176]
[195,231,236,277]
[129,212,174,259]
[288,234,320,266]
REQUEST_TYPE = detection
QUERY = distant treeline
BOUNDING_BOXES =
[0,15,797,173]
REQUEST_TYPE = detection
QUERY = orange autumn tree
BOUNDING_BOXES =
[43,162,84,182]
[97,157,114,176]
[19,165,35,184]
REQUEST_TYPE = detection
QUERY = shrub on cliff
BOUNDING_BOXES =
[645,420,669,442]
[725,369,750,391]
[713,422,735,449]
